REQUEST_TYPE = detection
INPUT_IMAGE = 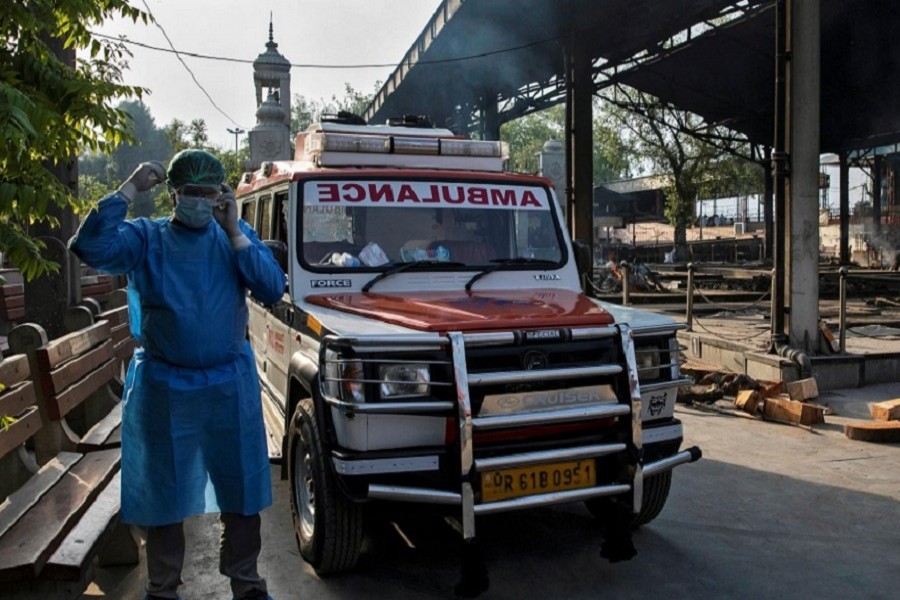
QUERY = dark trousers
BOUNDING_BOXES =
[144,513,267,599]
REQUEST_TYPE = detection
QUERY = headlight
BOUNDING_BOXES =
[636,348,661,380]
[379,364,430,399]
[324,351,365,403]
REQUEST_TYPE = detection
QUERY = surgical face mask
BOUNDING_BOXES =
[174,195,214,228]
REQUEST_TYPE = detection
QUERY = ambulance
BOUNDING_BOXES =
[236,115,700,575]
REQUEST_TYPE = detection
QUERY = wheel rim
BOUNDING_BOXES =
[293,431,316,540]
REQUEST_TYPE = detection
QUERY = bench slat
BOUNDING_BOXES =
[42,473,123,581]
[0,294,25,309]
[46,339,114,395]
[0,381,37,421]
[0,407,41,462]
[110,322,130,345]
[0,452,81,539]
[0,354,31,388]
[77,403,122,452]
[1,284,24,296]
[99,306,128,328]
[0,449,119,582]
[36,321,111,372]
[114,338,138,363]
[105,426,122,448]
[47,359,118,421]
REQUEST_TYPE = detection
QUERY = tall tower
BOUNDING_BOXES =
[253,17,291,127]
[249,17,292,169]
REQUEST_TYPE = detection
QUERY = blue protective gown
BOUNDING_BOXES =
[69,194,285,526]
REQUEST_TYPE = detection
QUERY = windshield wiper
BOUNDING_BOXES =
[464,257,559,294]
[362,260,466,293]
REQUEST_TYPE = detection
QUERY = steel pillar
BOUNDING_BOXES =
[481,92,500,141]
[566,36,594,248]
[839,151,850,264]
[763,146,774,262]
[784,0,821,351]
[872,155,882,237]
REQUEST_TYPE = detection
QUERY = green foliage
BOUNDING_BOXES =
[501,106,565,174]
[290,82,381,134]
[0,0,148,279]
[501,103,632,183]
[164,118,210,153]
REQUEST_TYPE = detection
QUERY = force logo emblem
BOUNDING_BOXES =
[311,279,352,288]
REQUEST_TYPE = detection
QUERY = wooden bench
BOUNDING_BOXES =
[9,319,123,463]
[0,354,137,599]
[0,284,25,324]
[79,275,114,306]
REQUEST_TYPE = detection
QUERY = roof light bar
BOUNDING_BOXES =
[307,132,508,160]
[440,139,509,159]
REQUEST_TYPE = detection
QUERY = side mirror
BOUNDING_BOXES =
[572,239,592,279]
[264,240,288,273]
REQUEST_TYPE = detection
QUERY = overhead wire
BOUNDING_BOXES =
[90,31,559,70]
[137,0,247,129]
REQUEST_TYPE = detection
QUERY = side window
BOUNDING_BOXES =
[241,199,257,230]
[274,191,288,245]
[258,195,272,240]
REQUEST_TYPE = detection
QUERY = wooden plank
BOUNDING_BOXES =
[1,284,24,296]
[100,306,128,329]
[734,390,761,415]
[110,322,130,345]
[843,421,900,443]
[786,378,819,401]
[763,396,826,426]
[81,283,114,297]
[47,359,118,420]
[0,354,31,388]
[114,338,138,363]
[0,381,37,420]
[36,321,111,371]
[1,307,25,320]
[77,403,122,452]
[0,449,119,582]
[0,294,25,309]
[0,452,81,539]
[105,426,121,448]
[46,339,114,395]
[0,407,41,461]
[870,398,900,421]
[42,473,122,581]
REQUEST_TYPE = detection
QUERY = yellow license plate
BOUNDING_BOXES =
[481,459,596,503]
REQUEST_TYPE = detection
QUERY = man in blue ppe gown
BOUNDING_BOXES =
[69,150,283,600]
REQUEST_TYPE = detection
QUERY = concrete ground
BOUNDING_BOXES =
[83,382,900,600]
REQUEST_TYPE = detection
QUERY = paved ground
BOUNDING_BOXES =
[84,383,900,600]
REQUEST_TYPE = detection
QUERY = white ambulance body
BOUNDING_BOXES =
[236,119,699,574]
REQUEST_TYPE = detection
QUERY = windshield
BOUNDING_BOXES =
[300,179,565,270]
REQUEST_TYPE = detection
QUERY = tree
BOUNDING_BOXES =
[500,102,632,181]
[113,101,174,218]
[0,0,148,279]
[164,118,210,153]
[501,105,565,174]
[599,86,760,257]
[290,82,381,134]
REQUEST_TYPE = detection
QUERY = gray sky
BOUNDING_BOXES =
[95,0,441,150]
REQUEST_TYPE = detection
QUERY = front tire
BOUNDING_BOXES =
[585,470,672,529]
[288,398,363,575]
